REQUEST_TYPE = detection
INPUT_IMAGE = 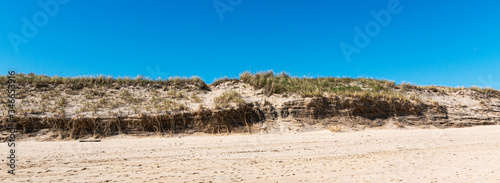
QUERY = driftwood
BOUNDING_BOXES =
[79,139,101,142]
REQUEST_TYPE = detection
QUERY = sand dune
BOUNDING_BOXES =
[1,125,499,182]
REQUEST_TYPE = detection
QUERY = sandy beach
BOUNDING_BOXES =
[1,125,499,182]
[3,0,500,182]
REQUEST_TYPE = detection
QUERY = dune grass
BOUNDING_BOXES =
[214,90,244,109]
[400,81,500,97]
[2,72,498,111]
[0,73,209,91]
[239,71,400,98]
[211,77,239,86]
[237,71,500,101]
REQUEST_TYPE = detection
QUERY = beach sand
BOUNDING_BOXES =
[1,126,499,182]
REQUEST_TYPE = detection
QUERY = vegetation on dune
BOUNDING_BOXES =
[3,72,497,98]
[214,90,244,109]
[400,82,500,97]
[238,71,500,100]
[239,71,401,98]
[211,77,239,86]
[190,92,202,103]
[470,86,500,97]
[1,72,499,115]
[0,73,209,91]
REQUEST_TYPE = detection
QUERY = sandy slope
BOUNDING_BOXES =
[1,126,499,182]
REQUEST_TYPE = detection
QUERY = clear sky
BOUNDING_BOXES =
[1,0,499,88]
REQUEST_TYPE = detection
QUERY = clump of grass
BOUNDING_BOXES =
[85,89,106,99]
[49,106,57,113]
[41,93,51,100]
[330,86,363,93]
[191,92,202,103]
[97,98,107,108]
[119,89,131,100]
[177,91,185,99]
[409,95,422,103]
[471,86,500,97]
[132,106,140,114]
[149,89,163,110]
[41,103,47,113]
[56,97,67,107]
[211,77,239,86]
[58,107,66,117]
[109,100,121,109]
[214,91,244,109]
[166,89,186,99]
[119,89,141,103]
[163,99,175,107]
[400,82,418,92]
[167,90,176,98]
[197,103,206,111]
[17,88,28,99]
[80,102,91,112]
[149,89,160,98]
[91,104,99,115]
[479,100,488,108]
[428,98,439,106]
[422,85,446,93]
[65,88,79,95]
[400,82,469,93]
[174,102,189,111]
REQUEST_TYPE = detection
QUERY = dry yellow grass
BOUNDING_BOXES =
[214,90,244,109]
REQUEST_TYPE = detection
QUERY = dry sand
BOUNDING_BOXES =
[1,126,499,182]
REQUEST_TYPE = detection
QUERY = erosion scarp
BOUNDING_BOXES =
[1,72,499,140]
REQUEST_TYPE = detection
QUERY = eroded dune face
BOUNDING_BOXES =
[1,73,499,140]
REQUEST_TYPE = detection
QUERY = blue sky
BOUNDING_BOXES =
[0,0,499,88]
